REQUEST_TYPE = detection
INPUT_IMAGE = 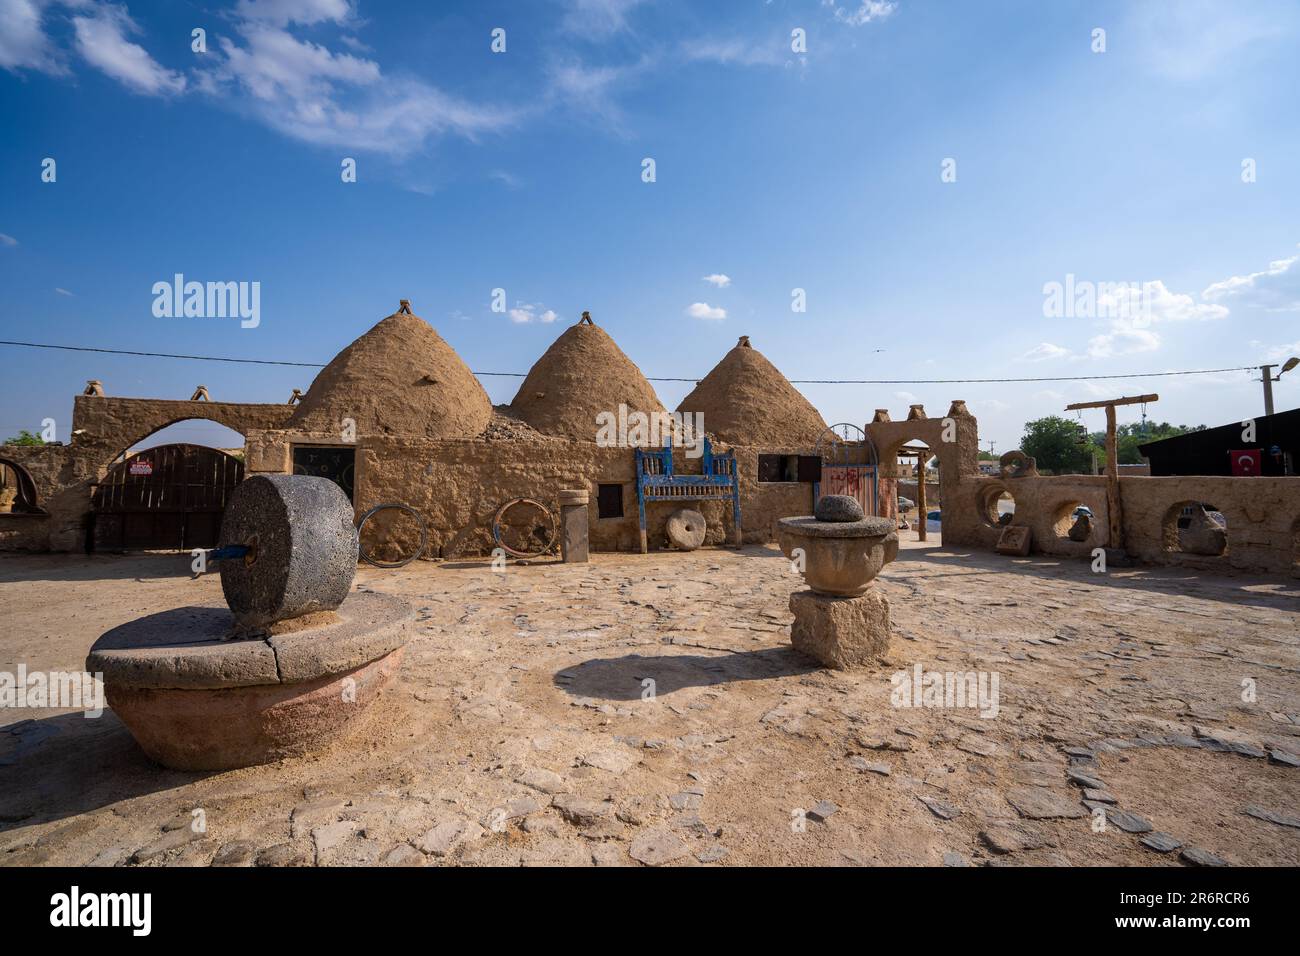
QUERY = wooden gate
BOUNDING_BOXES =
[820,464,880,516]
[92,444,243,551]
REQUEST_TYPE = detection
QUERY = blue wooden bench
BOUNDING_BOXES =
[634,435,742,553]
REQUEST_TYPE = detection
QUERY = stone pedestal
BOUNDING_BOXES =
[789,588,890,670]
[778,495,897,670]
[88,591,412,771]
[559,489,589,563]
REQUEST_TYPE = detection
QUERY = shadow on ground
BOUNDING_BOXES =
[887,544,1300,612]
[0,553,188,585]
[553,647,819,701]
[0,711,211,833]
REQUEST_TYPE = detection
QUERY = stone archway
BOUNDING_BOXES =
[72,395,294,463]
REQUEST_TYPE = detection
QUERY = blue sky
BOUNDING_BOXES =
[2,0,1299,454]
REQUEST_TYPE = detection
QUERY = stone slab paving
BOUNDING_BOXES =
[1,539,1297,866]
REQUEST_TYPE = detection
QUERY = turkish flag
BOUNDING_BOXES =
[1230,449,1261,476]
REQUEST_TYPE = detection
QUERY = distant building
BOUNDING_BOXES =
[1116,463,1150,477]
[1138,408,1298,476]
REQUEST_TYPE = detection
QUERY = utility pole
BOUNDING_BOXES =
[1260,365,1277,416]
[1064,394,1158,552]
[1258,358,1300,416]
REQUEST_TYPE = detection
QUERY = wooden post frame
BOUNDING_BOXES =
[1064,393,1158,552]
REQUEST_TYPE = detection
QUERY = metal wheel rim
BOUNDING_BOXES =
[356,502,426,568]
[492,497,557,559]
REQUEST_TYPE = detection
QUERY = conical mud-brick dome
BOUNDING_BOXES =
[509,312,665,441]
[291,300,492,439]
[677,336,826,446]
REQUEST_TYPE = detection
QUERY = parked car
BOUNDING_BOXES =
[897,496,915,512]
[926,510,941,533]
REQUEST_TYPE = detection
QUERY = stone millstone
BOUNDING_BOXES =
[814,494,863,523]
[789,588,890,669]
[666,508,707,550]
[219,475,359,629]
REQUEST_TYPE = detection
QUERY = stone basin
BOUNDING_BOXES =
[87,590,412,771]
[777,515,899,597]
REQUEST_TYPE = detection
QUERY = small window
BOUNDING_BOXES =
[758,454,819,483]
[292,446,356,502]
[597,483,624,518]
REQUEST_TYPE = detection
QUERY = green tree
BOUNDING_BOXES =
[1020,416,1103,474]
[1089,422,1207,464]
[3,430,44,446]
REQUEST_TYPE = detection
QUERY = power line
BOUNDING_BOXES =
[0,339,1259,385]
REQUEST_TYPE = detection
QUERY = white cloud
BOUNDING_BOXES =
[1086,324,1162,359]
[1039,275,1230,361]
[54,287,73,295]
[1133,279,1229,323]
[216,25,377,103]
[207,22,513,152]
[701,273,731,288]
[545,56,651,129]
[0,0,65,74]
[893,390,918,404]
[0,232,17,247]
[686,302,726,320]
[508,303,558,324]
[235,0,353,27]
[682,37,785,67]
[1263,340,1300,362]
[1021,342,1071,362]
[822,0,897,27]
[1127,0,1287,82]
[72,4,186,96]
[562,0,647,37]
[1203,248,1300,313]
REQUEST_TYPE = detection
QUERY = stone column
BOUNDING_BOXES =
[777,495,898,670]
[559,489,590,563]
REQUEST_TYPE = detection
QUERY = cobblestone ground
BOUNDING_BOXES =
[2,539,1298,867]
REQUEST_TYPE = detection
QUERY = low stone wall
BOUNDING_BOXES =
[1120,476,1298,575]
[0,443,95,551]
[947,472,1298,575]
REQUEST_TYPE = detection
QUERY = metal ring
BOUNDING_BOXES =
[491,497,558,559]
[356,502,426,568]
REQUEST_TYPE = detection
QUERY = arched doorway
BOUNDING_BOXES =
[0,458,47,515]
[91,443,244,551]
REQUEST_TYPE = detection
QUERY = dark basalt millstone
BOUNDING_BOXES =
[218,475,359,629]
[814,494,864,523]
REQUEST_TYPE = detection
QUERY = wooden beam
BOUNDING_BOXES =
[915,457,927,542]
[1064,393,1158,411]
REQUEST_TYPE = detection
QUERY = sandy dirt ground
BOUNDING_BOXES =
[2,537,1298,867]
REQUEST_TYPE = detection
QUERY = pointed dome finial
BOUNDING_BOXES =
[737,335,751,348]
[579,311,594,325]
[398,299,412,314]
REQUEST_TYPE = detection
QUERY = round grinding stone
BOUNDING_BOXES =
[814,494,864,523]
[219,475,359,629]
[666,508,707,550]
